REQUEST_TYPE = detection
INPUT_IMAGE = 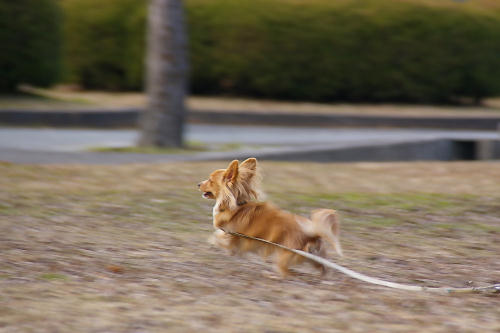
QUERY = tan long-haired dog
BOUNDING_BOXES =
[198,158,342,277]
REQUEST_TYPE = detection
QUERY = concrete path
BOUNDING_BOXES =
[1,125,499,164]
[1,125,499,152]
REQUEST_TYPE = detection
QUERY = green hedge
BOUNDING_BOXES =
[0,0,62,92]
[62,0,145,90]
[63,0,500,103]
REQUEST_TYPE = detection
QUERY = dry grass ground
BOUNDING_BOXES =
[3,86,500,116]
[1,161,499,332]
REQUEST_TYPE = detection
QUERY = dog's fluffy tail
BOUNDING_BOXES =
[309,209,343,256]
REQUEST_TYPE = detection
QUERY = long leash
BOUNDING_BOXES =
[223,229,500,294]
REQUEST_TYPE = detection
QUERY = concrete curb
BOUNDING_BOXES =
[0,109,139,128]
[1,108,500,130]
[189,110,500,130]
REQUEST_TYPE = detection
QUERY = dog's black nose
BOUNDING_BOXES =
[197,183,201,188]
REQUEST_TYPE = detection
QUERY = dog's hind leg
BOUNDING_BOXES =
[276,251,295,277]
[307,242,328,276]
[313,262,327,277]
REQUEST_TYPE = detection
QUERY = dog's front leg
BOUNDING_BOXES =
[213,216,226,229]
[208,229,238,255]
[212,210,230,230]
[209,229,230,247]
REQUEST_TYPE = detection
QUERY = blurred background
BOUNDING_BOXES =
[1,0,500,161]
[3,0,500,102]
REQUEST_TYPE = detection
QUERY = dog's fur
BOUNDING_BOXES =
[199,158,342,277]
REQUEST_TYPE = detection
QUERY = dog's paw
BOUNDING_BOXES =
[207,233,217,246]
[208,229,225,245]
[209,229,237,251]
[262,271,282,280]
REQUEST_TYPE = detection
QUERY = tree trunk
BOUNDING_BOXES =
[139,0,188,147]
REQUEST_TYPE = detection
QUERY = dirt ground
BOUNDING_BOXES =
[1,161,499,332]
[4,86,500,117]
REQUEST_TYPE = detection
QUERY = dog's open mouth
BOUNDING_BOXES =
[202,192,214,199]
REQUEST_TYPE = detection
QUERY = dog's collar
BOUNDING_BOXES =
[215,201,247,214]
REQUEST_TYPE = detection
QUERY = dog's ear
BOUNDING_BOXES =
[239,158,257,172]
[223,160,239,184]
